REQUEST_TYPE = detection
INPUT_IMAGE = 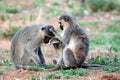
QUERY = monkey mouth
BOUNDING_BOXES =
[60,24,63,30]
[58,21,63,30]
[43,36,52,44]
[49,32,55,37]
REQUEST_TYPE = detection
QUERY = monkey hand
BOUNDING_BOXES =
[49,28,57,35]
[32,55,42,65]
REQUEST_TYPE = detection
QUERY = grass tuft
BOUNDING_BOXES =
[32,0,45,7]
[103,66,120,72]
[60,68,88,76]
[1,59,12,66]
[45,73,61,79]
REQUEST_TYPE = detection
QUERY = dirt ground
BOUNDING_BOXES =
[0,0,120,80]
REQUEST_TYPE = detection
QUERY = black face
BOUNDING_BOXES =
[58,15,72,31]
[42,25,55,37]
[46,25,55,37]
[42,25,56,44]
[43,36,52,44]
[53,43,60,49]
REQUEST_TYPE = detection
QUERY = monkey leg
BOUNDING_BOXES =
[63,48,77,67]
[56,55,64,67]
[25,45,41,65]
[25,35,44,65]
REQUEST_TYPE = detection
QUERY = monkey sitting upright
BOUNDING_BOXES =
[10,23,56,70]
[50,15,89,69]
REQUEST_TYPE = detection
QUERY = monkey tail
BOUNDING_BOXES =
[49,64,102,71]
[48,66,77,71]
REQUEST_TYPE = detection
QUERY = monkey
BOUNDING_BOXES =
[49,15,89,70]
[10,23,56,71]
[50,37,102,71]
[58,15,89,68]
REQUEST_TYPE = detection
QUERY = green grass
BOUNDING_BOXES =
[1,59,12,66]
[0,13,9,22]
[90,33,120,52]
[32,0,45,7]
[60,68,88,76]
[48,7,59,15]
[89,20,120,52]
[22,14,37,21]
[52,1,59,6]
[3,26,20,38]
[103,66,120,72]
[88,55,120,65]
[31,77,40,80]
[45,73,62,79]
[45,68,88,79]
[5,5,20,13]
[0,71,3,75]
[88,54,120,72]
[0,2,20,13]
[87,0,118,12]
[80,21,100,26]
[30,64,56,71]
[104,24,120,33]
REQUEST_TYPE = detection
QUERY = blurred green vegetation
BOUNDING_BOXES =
[0,59,12,66]
[89,55,120,65]
[0,2,20,13]
[89,20,120,52]
[103,66,120,72]
[47,7,59,15]
[0,26,20,39]
[32,0,45,7]
[87,0,119,12]
[45,68,88,79]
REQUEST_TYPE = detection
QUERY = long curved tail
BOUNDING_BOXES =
[49,63,102,71]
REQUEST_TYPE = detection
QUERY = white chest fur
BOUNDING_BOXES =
[66,36,76,52]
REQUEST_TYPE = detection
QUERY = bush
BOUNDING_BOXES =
[87,0,118,12]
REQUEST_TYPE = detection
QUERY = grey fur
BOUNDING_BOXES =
[10,23,55,70]
[51,15,89,68]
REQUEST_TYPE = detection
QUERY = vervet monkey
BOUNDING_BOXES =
[53,15,89,69]
[10,23,56,70]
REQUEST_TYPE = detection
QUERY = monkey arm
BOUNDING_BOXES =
[50,28,62,41]
[63,31,72,45]
[56,47,64,67]
[25,35,42,64]
[57,52,64,67]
